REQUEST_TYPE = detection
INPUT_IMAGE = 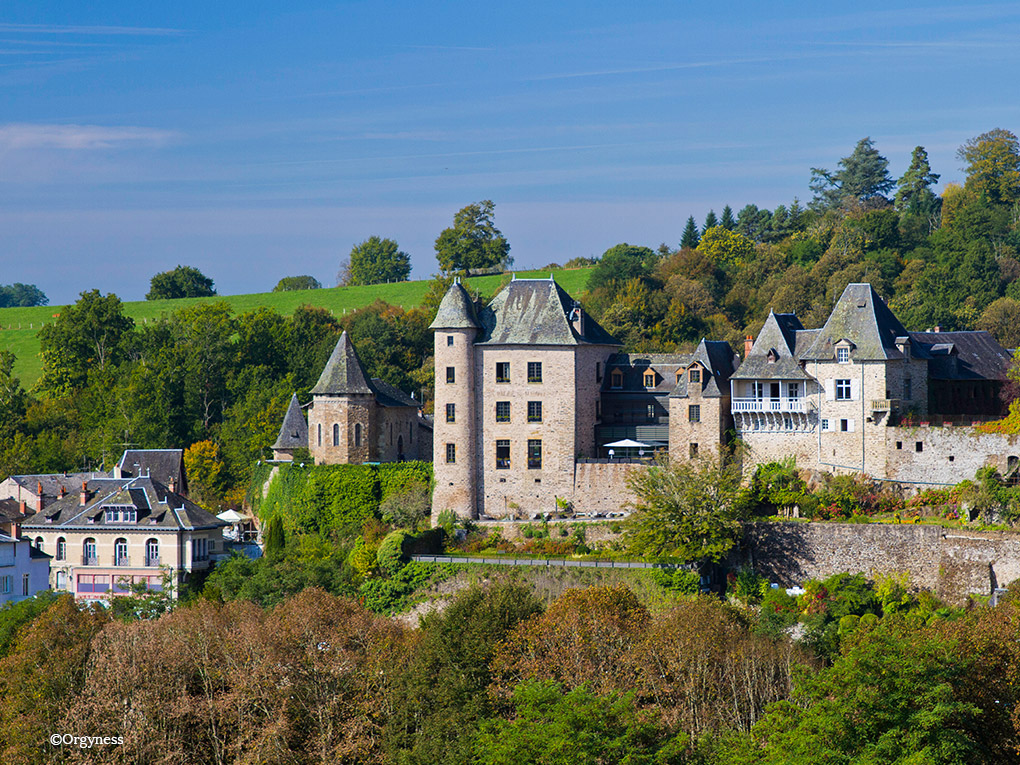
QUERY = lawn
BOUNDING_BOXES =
[0,267,593,388]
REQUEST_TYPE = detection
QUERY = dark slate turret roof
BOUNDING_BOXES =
[670,339,741,398]
[22,476,225,532]
[477,278,620,346]
[800,284,927,361]
[731,312,811,380]
[909,331,1011,381]
[272,394,309,450]
[430,281,480,330]
[311,331,374,396]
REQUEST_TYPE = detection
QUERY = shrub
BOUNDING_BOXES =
[376,530,409,576]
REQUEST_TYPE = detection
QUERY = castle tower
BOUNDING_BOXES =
[307,331,377,465]
[430,280,479,519]
[271,393,308,461]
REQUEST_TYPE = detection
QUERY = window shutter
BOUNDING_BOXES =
[824,379,834,400]
[849,379,859,400]
[847,418,855,432]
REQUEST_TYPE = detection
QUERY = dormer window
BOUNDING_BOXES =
[611,370,623,389]
[689,368,701,384]
[103,505,137,523]
[837,347,850,364]
[766,349,778,363]
[643,372,656,388]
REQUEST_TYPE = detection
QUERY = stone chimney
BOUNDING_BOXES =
[18,500,26,517]
[59,485,66,498]
[168,476,177,494]
[933,325,941,333]
[80,480,89,508]
[569,302,585,337]
[35,482,44,513]
[744,335,754,358]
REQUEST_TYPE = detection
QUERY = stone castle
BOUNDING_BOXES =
[274,277,1018,521]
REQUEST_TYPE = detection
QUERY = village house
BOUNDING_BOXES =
[0,533,49,605]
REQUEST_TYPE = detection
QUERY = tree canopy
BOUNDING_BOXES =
[434,200,511,274]
[342,236,412,286]
[146,265,217,300]
[0,283,47,307]
[958,127,1020,206]
[810,137,895,209]
[273,275,322,292]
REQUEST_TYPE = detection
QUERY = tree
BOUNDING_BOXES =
[696,227,756,268]
[434,200,511,274]
[264,514,285,557]
[958,128,1020,206]
[183,439,225,507]
[146,265,216,300]
[895,146,941,214]
[624,455,745,562]
[810,137,895,209]
[38,289,135,396]
[272,275,322,292]
[0,283,47,307]
[680,216,701,249]
[720,204,736,230]
[978,297,1020,348]
[703,209,719,232]
[341,236,412,286]
[585,244,656,293]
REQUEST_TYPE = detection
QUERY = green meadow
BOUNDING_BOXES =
[0,268,593,388]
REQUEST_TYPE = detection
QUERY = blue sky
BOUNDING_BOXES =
[3,1,1020,304]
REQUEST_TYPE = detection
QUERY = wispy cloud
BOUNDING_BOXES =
[0,123,178,150]
[527,54,817,82]
[0,23,184,36]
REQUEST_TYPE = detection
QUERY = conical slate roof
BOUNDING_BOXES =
[272,393,308,449]
[310,331,374,395]
[429,281,480,330]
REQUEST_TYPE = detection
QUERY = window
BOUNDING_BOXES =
[496,401,511,422]
[333,423,340,447]
[822,419,830,431]
[915,441,923,453]
[837,346,850,363]
[0,576,10,594]
[896,441,903,450]
[689,443,699,458]
[446,366,456,384]
[496,362,510,383]
[83,538,97,566]
[689,368,701,383]
[647,404,655,421]
[114,538,129,566]
[34,537,43,552]
[123,508,136,522]
[904,378,912,400]
[527,401,542,422]
[788,382,800,398]
[77,574,109,594]
[528,362,543,383]
[56,537,65,561]
[146,539,159,566]
[643,372,655,388]
[55,571,66,590]
[354,423,362,448]
[446,403,456,423]
[611,370,623,389]
[496,440,511,469]
[447,335,454,346]
[193,538,209,562]
[22,574,29,597]
[595,401,601,419]
[676,371,682,385]
[528,439,542,469]
[751,381,764,399]
[840,419,849,431]
[688,404,701,423]
[596,362,602,382]
[445,443,456,464]
[835,379,851,400]
[104,507,120,522]
[317,423,322,447]
[784,417,793,430]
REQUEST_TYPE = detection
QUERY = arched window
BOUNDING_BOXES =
[56,537,66,561]
[114,538,129,566]
[355,423,362,448]
[83,538,97,566]
[146,538,159,567]
[317,423,322,447]
[333,423,340,447]
[34,537,43,551]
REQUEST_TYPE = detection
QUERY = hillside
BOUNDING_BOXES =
[0,267,592,387]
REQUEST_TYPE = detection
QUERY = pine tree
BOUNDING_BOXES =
[895,146,940,215]
[703,210,718,232]
[264,514,285,557]
[810,137,894,210]
[720,205,736,230]
[680,216,701,249]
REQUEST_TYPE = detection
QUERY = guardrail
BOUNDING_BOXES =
[732,397,807,413]
[410,554,680,570]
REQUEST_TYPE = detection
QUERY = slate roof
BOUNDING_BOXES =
[22,476,226,532]
[800,284,927,361]
[670,339,741,398]
[604,353,691,393]
[116,449,186,493]
[430,280,480,330]
[370,378,418,408]
[0,498,24,524]
[311,331,375,396]
[731,312,811,381]
[4,472,110,503]
[909,331,1012,381]
[476,279,620,346]
[272,394,308,450]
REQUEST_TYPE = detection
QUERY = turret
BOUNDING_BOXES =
[430,279,480,520]
[307,331,376,464]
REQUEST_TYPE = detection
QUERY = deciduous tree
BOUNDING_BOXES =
[958,127,1020,206]
[146,264,217,300]
[341,236,412,286]
[434,200,511,274]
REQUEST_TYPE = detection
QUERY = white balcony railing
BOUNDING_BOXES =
[732,397,807,413]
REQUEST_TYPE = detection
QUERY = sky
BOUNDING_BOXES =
[3,1,1020,304]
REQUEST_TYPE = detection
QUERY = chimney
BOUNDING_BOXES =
[59,485,66,498]
[569,302,585,337]
[168,476,177,494]
[933,325,941,333]
[744,335,754,358]
[80,480,88,508]
[18,500,26,518]
[35,482,43,513]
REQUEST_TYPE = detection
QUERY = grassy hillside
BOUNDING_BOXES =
[0,268,592,388]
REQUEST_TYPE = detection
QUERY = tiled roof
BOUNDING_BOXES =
[311,331,375,396]
[670,339,741,398]
[429,281,480,330]
[22,476,225,532]
[477,279,620,346]
[272,394,308,449]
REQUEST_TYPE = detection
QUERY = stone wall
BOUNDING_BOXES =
[571,461,640,515]
[741,521,1020,602]
[883,426,1020,486]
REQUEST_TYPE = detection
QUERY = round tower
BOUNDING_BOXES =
[430,279,479,520]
